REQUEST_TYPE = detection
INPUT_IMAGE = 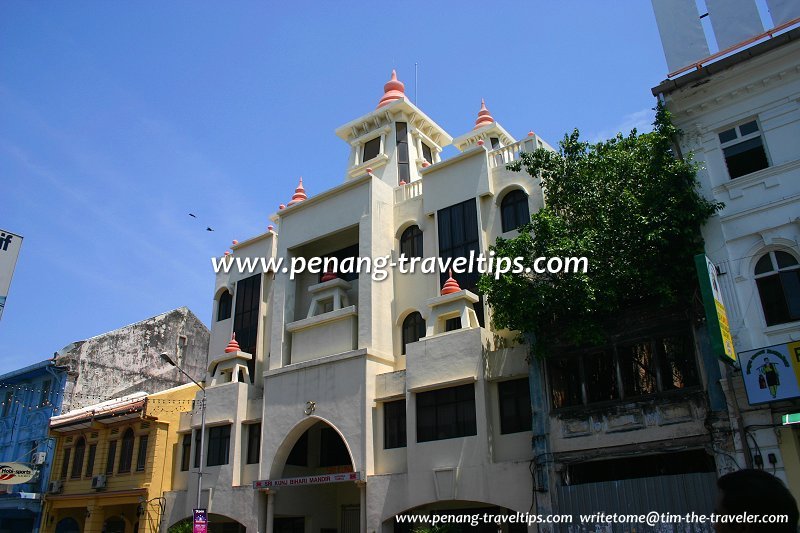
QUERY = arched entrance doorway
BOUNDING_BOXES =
[55,517,80,533]
[270,420,361,533]
[103,516,126,533]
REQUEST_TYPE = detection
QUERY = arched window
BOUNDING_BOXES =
[71,437,85,479]
[500,189,530,233]
[217,291,232,321]
[118,428,135,473]
[402,312,425,355]
[400,225,423,259]
[755,251,800,326]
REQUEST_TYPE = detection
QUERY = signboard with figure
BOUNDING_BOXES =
[193,509,208,533]
[742,342,800,405]
[0,463,36,484]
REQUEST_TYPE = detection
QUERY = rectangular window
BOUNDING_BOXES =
[490,137,500,149]
[105,441,117,475]
[498,378,532,434]
[233,274,261,382]
[396,122,409,184]
[548,327,697,409]
[548,357,583,409]
[246,423,261,465]
[60,448,71,480]
[207,425,231,467]
[437,199,483,325]
[421,142,433,164]
[363,136,380,163]
[181,434,191,471]
[40,380,52,407]
[136,435,149,472]
[444,317,461,332]
[584,351,619,403]
[194,430,201,468]
[86,444,96,477]
[619,341,658,398]
[416,384,477,442]
[718,120,769,179]
[384,400,407,449]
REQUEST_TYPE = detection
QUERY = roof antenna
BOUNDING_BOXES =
[415,62,419,105]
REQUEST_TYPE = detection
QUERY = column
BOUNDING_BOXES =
[357,480,367,533]
[266,490,275,533]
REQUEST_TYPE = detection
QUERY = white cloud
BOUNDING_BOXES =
[589,108,655,143]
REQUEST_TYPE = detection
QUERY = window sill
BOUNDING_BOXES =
[763,320,800,336]
[551,386,705,416]
[713,158,800,200]
[348,154,389,179]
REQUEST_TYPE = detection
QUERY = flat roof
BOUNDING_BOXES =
[651,26,800,97]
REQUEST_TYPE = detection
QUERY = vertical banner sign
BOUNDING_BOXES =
[0,229,23,321]
[193,509,208,533]
[695,254,736,365]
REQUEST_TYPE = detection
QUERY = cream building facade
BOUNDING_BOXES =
[162,72,551,533]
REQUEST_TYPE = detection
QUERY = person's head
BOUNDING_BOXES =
[715,469,799,532]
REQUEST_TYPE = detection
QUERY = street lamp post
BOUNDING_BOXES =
[160,352,206,510]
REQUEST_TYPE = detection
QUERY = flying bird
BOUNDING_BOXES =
[206,227,214,232]
[189,213,197,218]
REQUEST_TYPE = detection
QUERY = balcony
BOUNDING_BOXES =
[487,136,541,169]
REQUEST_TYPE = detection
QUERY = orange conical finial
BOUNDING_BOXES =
[377,70,406,108]
[441,270,462,295]
[321,269,338,282]
[287,177,307,206]
[473,99,495,130]
[225,333,241,353]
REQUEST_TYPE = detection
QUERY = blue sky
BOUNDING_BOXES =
[0,1,667,374]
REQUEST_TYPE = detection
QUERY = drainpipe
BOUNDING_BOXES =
[524,332,551,511]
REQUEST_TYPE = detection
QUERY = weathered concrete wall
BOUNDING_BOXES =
[56,307,209,411]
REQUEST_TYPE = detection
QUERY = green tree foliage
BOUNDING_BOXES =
[168,518,192,533]
[478,103,721,356]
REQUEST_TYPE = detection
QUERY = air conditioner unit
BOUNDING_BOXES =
[91,475,106,490]
[33,452,47,465]
[48,480,63,494]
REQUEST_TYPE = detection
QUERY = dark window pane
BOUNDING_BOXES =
[757,275,791,326]
[501,189,530,232]
[490,137,500,149]
[549,358,583,408]
[319,427,351,467]
[402,312,425,355]
[61,448,71,480]
[499,378,532,434]
[397,122,409,184]
[71,438,85,479]
[86,444,96,477]
[780,270,800,321]
[193,431,200,468]
[40,380,52,407]
[106,441,117,475]
[445,317,461,332]
[421,142,433,164]
[658,334,699,390]
[400,225,423,259]
[384,400,407,449]
[246,423,261,464]
[585,351,619,403]
[416,384,477,442]
[321,244,360,283]
[438,199,483,325]
[718,128,737,143]
[234,274,261,382]
[217,291,232,321]
[755,254,774,275]
[181,434,191,471]
[118,429,134,473]
[363,137,380,162]
[739,120,759,136]
[207,425,231,467]
[619,342,658,398]
[775,251,799,269]
[136,435,149,472]
[723,136,768,178]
